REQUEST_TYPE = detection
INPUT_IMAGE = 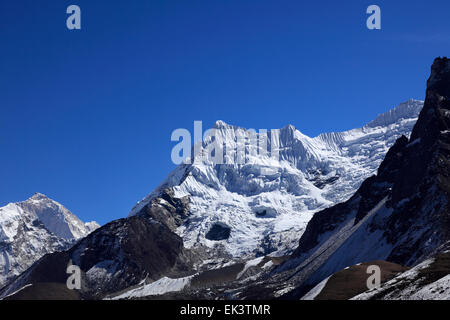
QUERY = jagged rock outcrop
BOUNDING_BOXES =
[0,213,194,299]
[133,188,190,232]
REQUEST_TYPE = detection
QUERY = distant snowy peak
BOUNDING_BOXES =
[17,193,99,240]
[365,99,423,128]
[213,120,238,130]
[0,193,99,288]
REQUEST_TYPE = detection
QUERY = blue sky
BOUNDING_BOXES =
[1,0,450,225]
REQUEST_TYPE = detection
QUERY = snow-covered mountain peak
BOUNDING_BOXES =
[131,100,423,258]
[281,124,297,133]
[0,194,99,288]
[365,99,423,129]
[213,120,234,129]
[29,192,48,201]
[18,193,99,240]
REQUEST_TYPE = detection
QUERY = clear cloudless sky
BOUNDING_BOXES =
[1,0,450,225]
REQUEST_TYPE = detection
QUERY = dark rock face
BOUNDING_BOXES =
[255,210,267,217]
[307,169,340,189]
[0,214,194,299]
[381,57,450,264]
[73,216,193,296]
[205,222,231,241]
[134,188,190,232]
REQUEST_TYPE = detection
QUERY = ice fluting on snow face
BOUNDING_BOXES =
[130,100,423,258]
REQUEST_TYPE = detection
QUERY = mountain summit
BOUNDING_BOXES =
[20,193,99,240]
[0,193,99,288]
[129,99,423,259]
